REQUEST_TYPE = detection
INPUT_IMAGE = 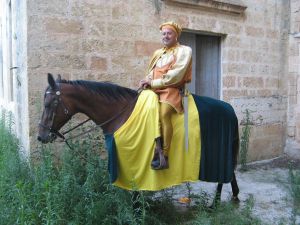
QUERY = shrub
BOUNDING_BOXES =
[0,113,264,225]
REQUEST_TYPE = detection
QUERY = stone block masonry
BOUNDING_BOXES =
[0,0,298,160]
[27,0,288,159]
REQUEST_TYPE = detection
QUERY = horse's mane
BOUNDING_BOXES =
[58,79,138,100]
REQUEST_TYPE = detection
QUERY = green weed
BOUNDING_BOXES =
[0,113,264,224]
[0,115,138,224]
[240,109,253,171]
[188,195,262,225]
[289,167,300,224]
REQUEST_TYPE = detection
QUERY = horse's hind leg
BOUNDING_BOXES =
[231,172,240,203]
[211,183,223,208]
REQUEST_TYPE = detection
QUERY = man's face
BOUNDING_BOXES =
[161,28,178,48]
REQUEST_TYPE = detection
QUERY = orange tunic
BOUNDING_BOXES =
[149,45,192,113]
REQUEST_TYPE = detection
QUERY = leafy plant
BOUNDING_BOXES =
[187,195,262,225]
[0,112,264,224]
[289,167,300,224]
[239,109,253,171]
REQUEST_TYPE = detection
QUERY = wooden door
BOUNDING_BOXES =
[180,33,221,99]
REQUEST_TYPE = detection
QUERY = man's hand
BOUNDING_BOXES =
[139,79,151,89]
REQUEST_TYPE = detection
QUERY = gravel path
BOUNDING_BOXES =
[169,155,300,225]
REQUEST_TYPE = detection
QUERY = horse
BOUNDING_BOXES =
[38,73,240,206]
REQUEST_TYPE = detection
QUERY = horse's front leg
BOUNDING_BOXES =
[132,191,144,223]
[211,183,223,208]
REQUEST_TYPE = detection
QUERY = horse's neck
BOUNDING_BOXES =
[67,85,137,134]
[93,97,136,134]
[106,98,137,133]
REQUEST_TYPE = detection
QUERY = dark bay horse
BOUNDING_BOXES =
[38,73,240,204]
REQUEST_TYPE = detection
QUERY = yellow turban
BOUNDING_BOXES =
[159,21,182,37]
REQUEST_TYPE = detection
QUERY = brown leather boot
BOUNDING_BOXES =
[151,151,169,170]
[151,137,169,170]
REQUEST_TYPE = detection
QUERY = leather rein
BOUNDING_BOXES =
[39,83,140,150]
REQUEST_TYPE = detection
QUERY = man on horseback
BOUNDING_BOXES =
[139,21,192,170]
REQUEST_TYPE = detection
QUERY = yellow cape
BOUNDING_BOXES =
[113,90,201,191]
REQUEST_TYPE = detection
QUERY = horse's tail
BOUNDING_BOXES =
[233,119,240,170]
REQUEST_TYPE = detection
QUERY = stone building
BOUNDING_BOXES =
[0,0,299,161]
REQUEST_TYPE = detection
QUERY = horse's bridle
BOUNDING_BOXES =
[39,83,141,149]
[38,84,75,143]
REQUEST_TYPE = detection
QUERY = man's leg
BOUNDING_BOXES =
[151,102,175,170]
[160,102,176,156]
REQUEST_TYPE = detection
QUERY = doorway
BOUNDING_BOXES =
[180,32,221,99]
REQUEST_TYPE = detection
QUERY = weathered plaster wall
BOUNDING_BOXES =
[15,0,29,155]
[286,0,300,158]
[0,0,29,155]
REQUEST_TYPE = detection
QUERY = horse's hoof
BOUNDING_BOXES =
[209,199,220,209]
[208,204,218,210]
[231,196,240,203]
[208,204,216,210]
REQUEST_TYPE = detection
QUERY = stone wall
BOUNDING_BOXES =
[162,0,290,161]
[22,0,296,160]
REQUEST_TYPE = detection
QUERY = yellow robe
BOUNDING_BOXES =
[112,90,201,191]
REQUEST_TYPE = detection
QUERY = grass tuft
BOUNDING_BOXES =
[239,109,253,171]
[0,112,265,224]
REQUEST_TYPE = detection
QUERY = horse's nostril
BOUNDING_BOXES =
[37,136,42,142]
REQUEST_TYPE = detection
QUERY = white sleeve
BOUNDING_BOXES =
[151,46,192,88]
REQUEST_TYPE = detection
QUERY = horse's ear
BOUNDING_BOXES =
[48,73,57,89]
[56,74,62,82]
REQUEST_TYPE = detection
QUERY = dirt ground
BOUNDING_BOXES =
[172,154,300,225]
